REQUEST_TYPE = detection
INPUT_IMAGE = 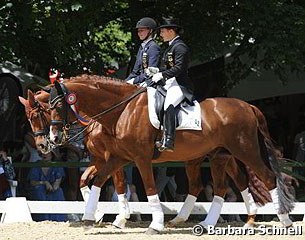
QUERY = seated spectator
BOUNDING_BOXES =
[293,130,305,182]
[0,149,15,199]
[61,124,85,201]
[27,152,66,222]
[23,131,42,163]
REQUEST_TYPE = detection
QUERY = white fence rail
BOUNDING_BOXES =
[1,200,305,218]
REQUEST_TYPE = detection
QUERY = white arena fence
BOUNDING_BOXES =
[0,199,305,221]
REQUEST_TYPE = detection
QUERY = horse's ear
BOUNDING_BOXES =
[28,90,36,108]
[18,96,30,108]
[54,81,63,95]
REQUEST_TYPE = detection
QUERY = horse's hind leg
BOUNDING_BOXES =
[231,139,293,227]
[198,156,228,228]
[111,168,131,228]
[168,158,204,226]
[225,157,258,228]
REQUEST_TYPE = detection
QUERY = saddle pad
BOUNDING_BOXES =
[147,87,202,130]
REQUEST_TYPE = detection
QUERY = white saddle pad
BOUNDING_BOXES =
[147,87,202,130]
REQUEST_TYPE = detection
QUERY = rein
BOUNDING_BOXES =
[50,81,150,146]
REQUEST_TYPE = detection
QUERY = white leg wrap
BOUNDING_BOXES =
[200,195,224,227]
[147,194,164,232]
[82,186,101,221]
[80,186,91,203]
[118,194,130,219]
[176,194,197,221]
[241,188,257,215]
[112,194,130,228]
[269,188,293,227]
[94,210,104,223]
[112,215,127,229]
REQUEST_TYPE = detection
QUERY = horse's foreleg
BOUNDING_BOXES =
[80,164,98,203]
[135,159,163,234]
[168,158,203,226]
[82,157,128,223]
[112,168,131,228]
[199,157,227,229]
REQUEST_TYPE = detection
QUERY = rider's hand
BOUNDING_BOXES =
[145,67,159,77]
[126,78,135,84]
[152,72,163,83]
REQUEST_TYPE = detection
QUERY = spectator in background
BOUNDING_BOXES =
[23,130,42,163]
[61,124,85,201]
[27,152,66,222]
[155,167,177,201]
[0,149,15,199]
[293,130,305,180]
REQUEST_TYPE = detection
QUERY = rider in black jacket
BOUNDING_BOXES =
[152,17,194,152]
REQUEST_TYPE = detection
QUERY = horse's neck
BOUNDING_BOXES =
[67,81,135,129]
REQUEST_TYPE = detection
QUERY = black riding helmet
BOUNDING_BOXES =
[135,17,157,30]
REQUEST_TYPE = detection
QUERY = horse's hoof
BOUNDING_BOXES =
[244,214,255,228]
[82,220,95,226]
[166,217,185,228]
[81,220,96,230]
[145,227,160,235]
[281,218,293,228]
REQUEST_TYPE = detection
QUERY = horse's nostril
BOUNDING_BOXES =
[39,144,45,150]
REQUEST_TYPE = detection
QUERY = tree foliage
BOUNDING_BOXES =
[1,0,304,87]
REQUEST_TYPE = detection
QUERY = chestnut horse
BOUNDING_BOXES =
[20,89,272,229]
[48,75,294,234]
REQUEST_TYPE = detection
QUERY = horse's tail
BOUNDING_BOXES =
[245,166,271,206]
[251,105,295,213]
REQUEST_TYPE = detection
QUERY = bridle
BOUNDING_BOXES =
[49,81,148,146]
[28,101,50,138]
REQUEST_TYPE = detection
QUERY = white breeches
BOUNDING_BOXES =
[164,77,184,110]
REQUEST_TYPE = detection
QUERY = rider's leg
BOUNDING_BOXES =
[156,79,184,152]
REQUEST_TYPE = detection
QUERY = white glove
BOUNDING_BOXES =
[152,72,163,83]
[126,78,135,84]
[145,67,159,77]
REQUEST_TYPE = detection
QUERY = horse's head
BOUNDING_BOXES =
[19,89,52,154]
[49,81,78,145]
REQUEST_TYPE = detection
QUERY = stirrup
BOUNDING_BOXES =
[158,139,174,152]
[155,140,163,149]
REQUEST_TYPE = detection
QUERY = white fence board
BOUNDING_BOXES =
[1,200,305,216]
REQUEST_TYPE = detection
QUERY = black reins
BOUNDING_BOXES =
[49,80,151,145]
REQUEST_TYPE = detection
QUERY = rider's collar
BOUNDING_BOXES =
[169,35,180,46]
[141,38,153,49]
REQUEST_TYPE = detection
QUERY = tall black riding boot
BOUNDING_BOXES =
[158,104,176,152]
